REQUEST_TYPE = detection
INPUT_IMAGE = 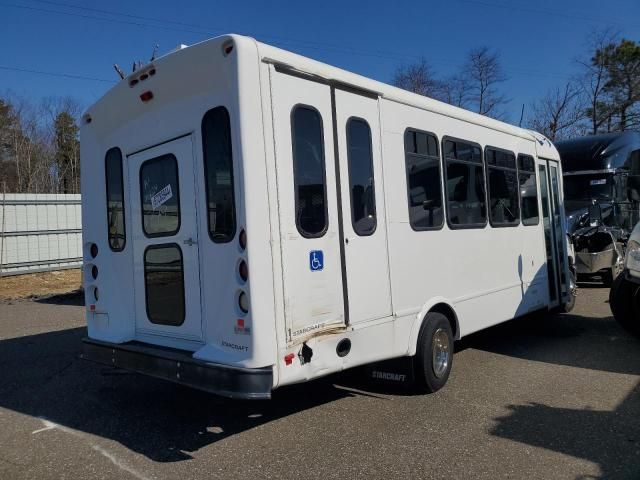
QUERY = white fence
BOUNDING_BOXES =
[0,193,82,276]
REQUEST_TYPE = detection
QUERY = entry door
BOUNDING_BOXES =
[334,88,392,323]
[271,68,346,342]
[128,135,203,341]
[538,159,566,307]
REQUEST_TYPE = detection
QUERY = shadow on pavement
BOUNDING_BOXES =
[0,324,391,462]
[34,289,85,306]
[458,308,640,376]
[491,384,640,480]
[460,308,640,479]
[2,302,639,473]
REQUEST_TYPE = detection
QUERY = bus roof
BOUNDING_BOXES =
[253,37,541,142]
[85,34,549,146]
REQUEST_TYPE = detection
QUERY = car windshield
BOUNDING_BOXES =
[563,174,613,201]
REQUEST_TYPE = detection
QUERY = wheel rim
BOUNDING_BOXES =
[432,328,450,379]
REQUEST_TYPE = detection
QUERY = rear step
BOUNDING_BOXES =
[81,338,273,399]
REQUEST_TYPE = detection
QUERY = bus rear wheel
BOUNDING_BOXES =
[414,312,453,393]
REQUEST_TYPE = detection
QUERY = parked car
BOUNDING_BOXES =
[609,222,640,336]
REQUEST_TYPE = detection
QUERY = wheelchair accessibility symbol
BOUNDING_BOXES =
[309,250,324,272]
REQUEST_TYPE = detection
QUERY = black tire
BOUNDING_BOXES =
[602,268,615,287]
[609,274,640,337]
[559,270,577,313]
[413,312,454,393]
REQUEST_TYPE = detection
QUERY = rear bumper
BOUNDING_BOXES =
[81,338,273,400]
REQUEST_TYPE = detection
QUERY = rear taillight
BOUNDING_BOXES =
[238,291,249,314]
[239,260,248,282]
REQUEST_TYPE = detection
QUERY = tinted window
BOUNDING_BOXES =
[486,147,519,226]
[405,129,444,230]
[105,148,126,251]
[144,244,185,326]
[140,154,181,237]
[346,118,376,235]
[518,154,539,226]
[202,107,236,243]
[443,139,486,227]
[292,106,327,237]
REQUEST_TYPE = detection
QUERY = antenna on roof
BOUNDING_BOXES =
[132,61,137,73]
[113,64,125,80]
[150,44,159,62]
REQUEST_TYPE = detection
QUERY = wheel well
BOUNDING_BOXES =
[429,303,459,339]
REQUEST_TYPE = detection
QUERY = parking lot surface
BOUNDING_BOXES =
[0,287,639,480]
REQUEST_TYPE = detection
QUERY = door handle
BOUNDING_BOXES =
[183,237,197,246]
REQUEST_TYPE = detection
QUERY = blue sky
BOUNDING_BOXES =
[1,0,639,123]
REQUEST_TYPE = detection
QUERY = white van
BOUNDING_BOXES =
[80,35,571,399]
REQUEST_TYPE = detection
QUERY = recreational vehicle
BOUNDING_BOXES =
[80,35,572,399]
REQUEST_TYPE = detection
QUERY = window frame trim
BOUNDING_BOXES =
[201,105,237,244]
[346,116,377,237]
[441,135,488,230]
[484,145,520,228]
[143,242,186,326]
[104,147,126,252]
[517,153,541,226]
[403,127,445,232]
[290,103,330,239]
[139,153,182,239]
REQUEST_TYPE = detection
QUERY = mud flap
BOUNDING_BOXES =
[364,357,415,387]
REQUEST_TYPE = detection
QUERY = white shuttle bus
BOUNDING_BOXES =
[80,35,572,399]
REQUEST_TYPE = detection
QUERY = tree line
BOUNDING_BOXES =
[0,95,81,194]
[393,29,640,141]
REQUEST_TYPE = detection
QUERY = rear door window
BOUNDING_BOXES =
[140,154,181,237]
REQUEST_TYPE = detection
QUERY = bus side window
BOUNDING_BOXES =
[105,147,126,251]
[443,138,486,228]
[291,105,328,238]
[517,154,540,226]
[404,129,444,230]
[202,106,236,243]
[346,118,377,236]
[486,147,519,227]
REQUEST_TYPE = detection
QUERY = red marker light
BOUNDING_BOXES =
[237,318,245,328]
[90,304,96,311]
[140,91,154,102]
[284,353,295,366]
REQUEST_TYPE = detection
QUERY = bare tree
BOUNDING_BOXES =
[393,58,443,99]
[0,93,82,193]
[463,47,509,118]
[438,74,470,108]
[576,28,619,134]
[528,82,585,141]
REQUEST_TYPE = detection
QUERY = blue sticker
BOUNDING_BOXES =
[309,250,324,271]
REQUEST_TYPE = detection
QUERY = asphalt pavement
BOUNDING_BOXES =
[0,287,638,480]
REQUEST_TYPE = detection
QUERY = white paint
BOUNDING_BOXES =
[33,418,151,480]
[80,34,571,394]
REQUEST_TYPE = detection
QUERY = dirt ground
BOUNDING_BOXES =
[0,269,82,301]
